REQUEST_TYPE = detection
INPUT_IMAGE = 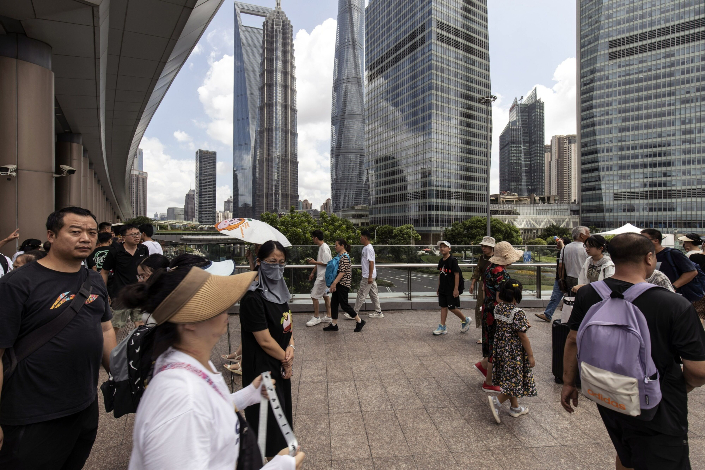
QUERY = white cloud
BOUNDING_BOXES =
[174,129,196,150]
[142,136,194,215]
[489,57,576,192]
[197,54,234,147]
[293,19,337,207]
[192,43,203,55]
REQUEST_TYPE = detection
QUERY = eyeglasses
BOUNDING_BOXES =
[262,259,287,267]
[125,232,141,237]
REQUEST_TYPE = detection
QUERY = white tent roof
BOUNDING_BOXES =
[598,223,643,235]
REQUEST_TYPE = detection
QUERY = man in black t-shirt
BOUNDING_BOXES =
[433,241,471,336]
[642,229,700,301]
[0,207,115,469]
[86,231,113,272]
[561,233,705,470]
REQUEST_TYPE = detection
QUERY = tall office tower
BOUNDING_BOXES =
[579,1,705,232]
[129,152,148,217]
[366,0,491,241]
[135,148,144,171]
[195,149,217,224]
[234,2,272,218]
[547,135,578,203]
[184,189,195,222]
[253,1,299,216]
[224,196,234,213]
[544,144,554,197]
[499,88,545,196]
[330,0,367,213]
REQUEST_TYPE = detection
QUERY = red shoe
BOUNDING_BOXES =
[482,383,501,393]
[474,361,487,378]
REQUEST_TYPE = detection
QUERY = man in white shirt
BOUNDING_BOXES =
[306,230,333,326]
[563,226,590,291]
[351,230,383,318]
[139,224,163,255]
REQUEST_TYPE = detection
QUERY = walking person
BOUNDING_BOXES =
[0,207,116,469]
[323,239,366,332]
[120,266,303,469]
[352,230,384,318]
[433,241,471,335]
[239,241,298,458]
[536,237,566,322]
[470,237,495,341]
[561,233,705,470]
[475,241,523,393]
[305,230,332,326]
[487,280,536,424]
[139,224,163,255]
[572,235,615,293]
[563,226,590,292]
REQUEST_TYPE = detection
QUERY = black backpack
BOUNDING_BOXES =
[100,323,157,418]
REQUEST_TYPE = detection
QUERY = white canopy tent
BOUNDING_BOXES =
[598,223,674,247]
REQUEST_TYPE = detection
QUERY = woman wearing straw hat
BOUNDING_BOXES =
[471,237,495,343]
[474,241,523,393]
[120,266,304,469]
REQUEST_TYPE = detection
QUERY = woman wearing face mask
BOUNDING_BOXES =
[239,240,295,459]
[572,235,615,292]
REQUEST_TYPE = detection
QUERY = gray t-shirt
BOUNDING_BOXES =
[316,243,332,278]
[563,241,588,278]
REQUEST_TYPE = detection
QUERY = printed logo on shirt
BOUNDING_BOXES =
[51,292,99,309]
[281,310,292,333]
[93,250,108,269]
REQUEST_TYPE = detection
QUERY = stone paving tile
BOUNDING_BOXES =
[86,309,705,469]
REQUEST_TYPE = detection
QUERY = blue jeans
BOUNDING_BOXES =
[544,280,563,320]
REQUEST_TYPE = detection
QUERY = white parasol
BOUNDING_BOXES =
[215,218,292,247]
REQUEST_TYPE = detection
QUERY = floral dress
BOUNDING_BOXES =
[492,303,537,398]
[482,263,511,360]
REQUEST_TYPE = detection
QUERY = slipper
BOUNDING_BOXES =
[221,354,242,363]
[224,363,242,375]
[476,339,482,344]
[534,313,550,322]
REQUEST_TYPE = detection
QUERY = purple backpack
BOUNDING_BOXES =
[576,281,661,420]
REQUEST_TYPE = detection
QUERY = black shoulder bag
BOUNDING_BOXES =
[2,271,93,383]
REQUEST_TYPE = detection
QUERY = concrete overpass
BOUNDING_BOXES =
[0,0,224,255]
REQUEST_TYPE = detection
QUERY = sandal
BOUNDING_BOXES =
[476,339,482,344]
[221,354,241,363]
[224,363,242,375]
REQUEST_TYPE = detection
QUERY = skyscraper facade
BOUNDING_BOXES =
[195,149,216,224]
[184,189,195,222]
[331,0,367,213]
[499,88,545,196]
[224,196,234,213]
[547,135,578,204]
[129,149,147,217]
[233,2,272,218]
[366,0,492,241]
[254,1,299,216]
[579,1,705,232]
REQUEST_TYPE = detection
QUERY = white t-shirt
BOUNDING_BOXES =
[129,348,295,470]
[142,240,163,255]
[361,244,377,279]
[0,255,11,277]
[316,243,332,278]
[563,241,588,278]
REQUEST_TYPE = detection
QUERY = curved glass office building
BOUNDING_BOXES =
[579,0,705,232]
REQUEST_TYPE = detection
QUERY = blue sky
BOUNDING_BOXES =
[142,0,577,216]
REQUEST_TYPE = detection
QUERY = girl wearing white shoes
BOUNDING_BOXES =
[487,279,537,424]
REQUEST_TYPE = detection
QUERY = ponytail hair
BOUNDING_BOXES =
[335,238,350,252]
[498,279,523,304]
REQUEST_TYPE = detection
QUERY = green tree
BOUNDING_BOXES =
[526,238,547,246]
[319,212,360,244]
[390,224,421,245]
[374,225,395,244]
[125,216,156,227]
[443,217,522,246]
[259,210,318,245]
[539,224,571,240]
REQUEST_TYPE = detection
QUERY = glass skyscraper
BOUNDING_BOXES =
[499,88,545,196]
[365,0,491,242]
[579,0,705,232]
[233,2,272,218]
[254,1,298,216]
[331,0,367,213]
[195,149,216,225]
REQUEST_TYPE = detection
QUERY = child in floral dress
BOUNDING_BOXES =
[487,280,537,423]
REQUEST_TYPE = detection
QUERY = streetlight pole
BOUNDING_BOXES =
[480,95,497,237]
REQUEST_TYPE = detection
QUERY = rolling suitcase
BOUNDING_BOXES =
[551,319,580,386]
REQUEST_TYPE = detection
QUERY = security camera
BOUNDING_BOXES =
[54,165,77,178]
[0,164,17,177]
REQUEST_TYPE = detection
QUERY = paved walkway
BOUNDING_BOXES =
[86,309,705,469]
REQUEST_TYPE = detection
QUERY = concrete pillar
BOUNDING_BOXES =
[55,133,83,210]
[93,177,99,218]
[0,34,54,256]
[86,168,94,213]
[81,150,89,209]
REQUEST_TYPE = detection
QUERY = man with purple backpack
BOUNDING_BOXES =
[561,233,705,470]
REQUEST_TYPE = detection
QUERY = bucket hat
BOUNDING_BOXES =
[488,241,523,266]
[479,236,496,248]
[151,268,257,325]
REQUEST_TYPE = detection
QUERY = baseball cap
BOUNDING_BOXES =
[437,240,451,249]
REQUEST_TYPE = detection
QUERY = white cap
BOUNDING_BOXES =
[437,240,451,249]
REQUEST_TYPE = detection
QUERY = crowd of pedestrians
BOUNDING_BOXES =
[2,207,705,469]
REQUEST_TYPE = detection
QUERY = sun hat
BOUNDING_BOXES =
[488,241,524,266]
[479,236,496,248]
[678,233,703,245]
[204,259,236,276]
[151,268,257,325]
[437,240,451,249]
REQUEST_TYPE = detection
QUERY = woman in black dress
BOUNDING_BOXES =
[239,241,295,458]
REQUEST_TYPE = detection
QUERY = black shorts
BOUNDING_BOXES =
[598,407,690,470]
[439,294,460,309]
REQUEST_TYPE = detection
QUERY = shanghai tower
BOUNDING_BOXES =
[330,0,367,213]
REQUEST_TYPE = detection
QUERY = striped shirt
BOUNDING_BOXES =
[338,254,352,288]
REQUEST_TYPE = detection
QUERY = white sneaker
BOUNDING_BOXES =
[508,406,529,418]
[368,312,384,318]
[320,316,332,323]
[306,316,322,327]
[488,396,501,424]
[343,313,355,320]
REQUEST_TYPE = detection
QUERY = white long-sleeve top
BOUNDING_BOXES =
[577,256,615,286]
[129,347,295,470]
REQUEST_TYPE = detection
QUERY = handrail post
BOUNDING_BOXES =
[407,267,412,301]
[536,266,542,299]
